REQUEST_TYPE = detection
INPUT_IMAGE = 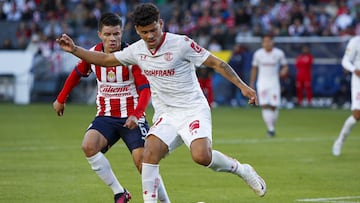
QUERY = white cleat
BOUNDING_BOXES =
[239,163,267,197]
[332,139,343,156]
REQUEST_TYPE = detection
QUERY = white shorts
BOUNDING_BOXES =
[148,104,212,153]
[257,86,281,107]
[351,88,360,110]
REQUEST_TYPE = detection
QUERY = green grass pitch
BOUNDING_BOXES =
[0,103,359,203]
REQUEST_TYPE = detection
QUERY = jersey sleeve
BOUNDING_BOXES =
[131,64,151,119]
[76,60,92,77]
[113,45,138,66]
[181,36,211,67]
[342,37,357,72]
[252,51,259,67]
[56,68,81,103]
[279,50,288,65]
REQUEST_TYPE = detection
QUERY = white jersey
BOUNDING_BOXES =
[114,32,210,115]
[252,47,287,89]
[342,36,360,90]
[342,36,360,110]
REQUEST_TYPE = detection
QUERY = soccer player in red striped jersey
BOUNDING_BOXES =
[53,13,170,203]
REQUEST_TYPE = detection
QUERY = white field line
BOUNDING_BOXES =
[1,136,359,152]
[296,195,360,203]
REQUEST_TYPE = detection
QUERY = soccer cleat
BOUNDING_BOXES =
[114,189,131,203]
[267,130,275,138]
[238,163,267,197]
[332,139,343,156]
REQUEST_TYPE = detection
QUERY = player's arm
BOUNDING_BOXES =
[123,65,151,129]
[57,34,122,67]
[203,54,258,105]
[280,64,289,78]
[342,38,358,74]
[279,51,289,78]
[53,61,90,116]
[249,65,258,90]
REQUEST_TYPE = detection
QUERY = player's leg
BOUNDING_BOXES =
[304,80,312,105]
[332,109,360,156]
[142,134,169,203]
[261,105,277,137]
[332,88,360,156]
[183,107,266,197]
[83,117,129,203]
[296,79,304,105]
[189,138,266,197]
[128,144,170,203]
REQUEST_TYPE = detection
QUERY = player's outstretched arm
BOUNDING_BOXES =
[203,54,258,105]
[56,34,121,67]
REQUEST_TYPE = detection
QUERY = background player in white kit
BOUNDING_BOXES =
[332,36,360,156]
[53,13,169,203]
[250,35,288,137]
[56,3,267,202]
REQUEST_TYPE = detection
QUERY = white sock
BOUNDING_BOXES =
[86,152,124,194]
[338,115,357,142]
[207,150,238,173]
[142,163,159,203]
[158,175,171,203]
[262,109,276,132]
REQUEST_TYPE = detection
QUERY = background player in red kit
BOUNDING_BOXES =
[295,44,313,106]
[53,13,169,203]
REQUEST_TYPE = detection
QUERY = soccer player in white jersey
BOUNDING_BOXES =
[332,36,360,156]
[250,34,288,137]
[56,3,267,202]
[53,13,170,203]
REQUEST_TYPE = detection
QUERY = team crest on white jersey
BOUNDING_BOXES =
[140,55,147,60]
[164,52,173,61]
[107,70,116,82]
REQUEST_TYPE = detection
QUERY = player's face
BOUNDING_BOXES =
[262,36,273,52]
[98,25,122,53]
[135,20,164,49]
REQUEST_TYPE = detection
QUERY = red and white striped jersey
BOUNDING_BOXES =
[72,43,150,118]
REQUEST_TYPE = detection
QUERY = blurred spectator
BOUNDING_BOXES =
[6,1,22,21]
[271,0,291,23]
[110,0,127,17]
[20,0,36,21]
[44,17,63,39]
[288,18,306,36]
[207,38,222,52]
[335,9,353,31]
[1,38,15,49]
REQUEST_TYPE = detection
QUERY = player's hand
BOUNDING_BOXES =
[56,34,76,53]
[280,68,288,78]
[354,69,360,77]
[53,100,65,116]
[124,115,138,130]
[242,87,258,106]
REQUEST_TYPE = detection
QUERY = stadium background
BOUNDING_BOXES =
[0,0,358,107]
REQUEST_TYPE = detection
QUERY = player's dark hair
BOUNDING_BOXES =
[98,13,122,31]
[131,3,160,26]
[261,34,273,40]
